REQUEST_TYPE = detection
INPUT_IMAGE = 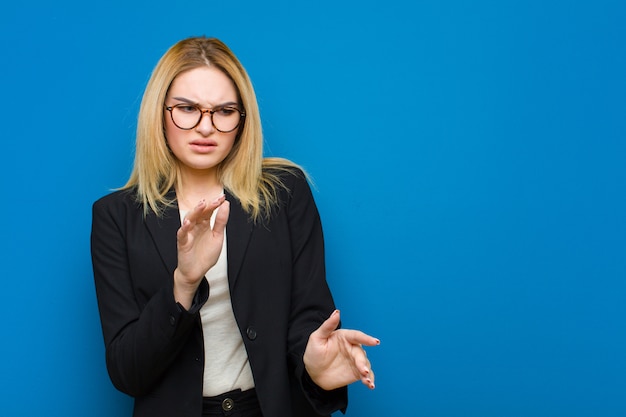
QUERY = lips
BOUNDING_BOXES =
[190,139,217,147]
[189,139,218,153]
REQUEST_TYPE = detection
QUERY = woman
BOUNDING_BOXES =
[91,36,378,417]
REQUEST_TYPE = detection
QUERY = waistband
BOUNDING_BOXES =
[202,388,260,415]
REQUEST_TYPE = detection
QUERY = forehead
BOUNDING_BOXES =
[168,66,238,105]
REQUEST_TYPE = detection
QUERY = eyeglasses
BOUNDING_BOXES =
[165,103,246,133]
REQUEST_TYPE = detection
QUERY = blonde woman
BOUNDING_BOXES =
[91,37,378,417]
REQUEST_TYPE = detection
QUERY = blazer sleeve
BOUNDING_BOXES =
[283,172,348,414]
[90,192,208,397]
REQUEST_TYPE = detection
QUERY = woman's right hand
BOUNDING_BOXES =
[173,195,230,309]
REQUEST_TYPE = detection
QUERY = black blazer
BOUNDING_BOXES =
[91,170,347,417]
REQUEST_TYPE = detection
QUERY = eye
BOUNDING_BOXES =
[215,106,238,116]
[176,105,198,113]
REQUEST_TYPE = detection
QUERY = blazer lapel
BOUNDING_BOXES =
[145,190,180,276]
[225,190,254,288]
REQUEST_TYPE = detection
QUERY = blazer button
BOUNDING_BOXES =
[246,327,257,340]
[169,315,176,326]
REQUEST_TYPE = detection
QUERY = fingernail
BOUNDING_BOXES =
[212,194,225,204]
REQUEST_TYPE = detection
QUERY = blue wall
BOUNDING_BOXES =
[1,1,625,415]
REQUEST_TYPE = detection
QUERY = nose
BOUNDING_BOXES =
[195,110,215,135]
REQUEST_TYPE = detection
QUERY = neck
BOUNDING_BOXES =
[176,166,224,211]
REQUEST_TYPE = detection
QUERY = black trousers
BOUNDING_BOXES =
[202,388,263,417]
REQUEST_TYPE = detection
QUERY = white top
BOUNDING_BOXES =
[180,208,255,397]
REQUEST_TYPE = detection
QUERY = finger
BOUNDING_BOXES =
[312,309,341,340]
[350,344,371,376]
[178,200,207,245]
[348,344,375,389]
[183,199,208,224]
[339,328,381,348]
[177,218,192,245]
[201,194,226,217]
[212,200,230,235]
[183,195,224,226]
[362,368,376,390]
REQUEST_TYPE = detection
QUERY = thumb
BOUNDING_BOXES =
[313,309,341,340]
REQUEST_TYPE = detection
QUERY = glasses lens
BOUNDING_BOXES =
[171,105,202,129]
[213,107,242,132]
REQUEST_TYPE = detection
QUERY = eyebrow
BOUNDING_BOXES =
[171,96,239,108]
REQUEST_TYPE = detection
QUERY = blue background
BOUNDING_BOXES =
[1,1,625,416]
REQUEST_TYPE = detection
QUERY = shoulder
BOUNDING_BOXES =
[264,165,311,202]
[93,187,138,207]
[261,158,309,192]
[92,188,141,218]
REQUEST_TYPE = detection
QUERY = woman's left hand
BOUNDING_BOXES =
[303,310,380,391]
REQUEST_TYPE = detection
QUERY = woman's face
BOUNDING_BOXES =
[164,66,241,175]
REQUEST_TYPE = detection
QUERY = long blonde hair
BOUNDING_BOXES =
[124,36,299,221]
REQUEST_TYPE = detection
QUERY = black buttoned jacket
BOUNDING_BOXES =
[91,170,347,417]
